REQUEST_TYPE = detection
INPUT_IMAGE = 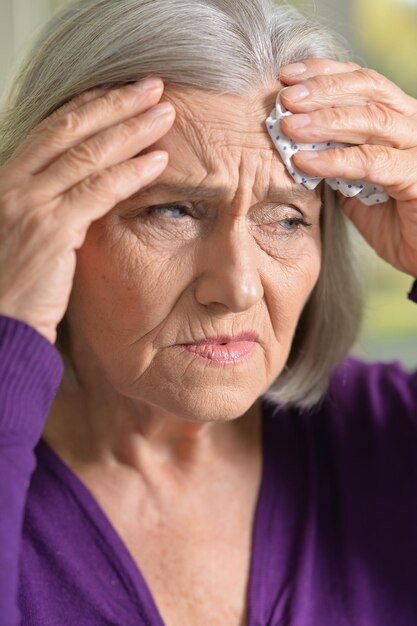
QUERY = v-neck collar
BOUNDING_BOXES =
[36,396,274,626]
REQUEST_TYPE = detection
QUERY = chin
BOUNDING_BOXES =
[131,382,262,423]
[105,344,283,421]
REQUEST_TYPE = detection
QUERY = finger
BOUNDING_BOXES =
[279,58,362,82]
[58,150,169,238]
[281,103,417,150]
[293,144,417,202]
[11,78,165,175]
[7,85,108,165]
[280,68,417,118]
[32,101,175,199]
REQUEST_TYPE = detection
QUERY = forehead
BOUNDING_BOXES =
[164,85,279,149]
[141,84,321,205]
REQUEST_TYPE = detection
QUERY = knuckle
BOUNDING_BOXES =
[102,88,126,111]
[333,147,352,170]
[37,111,82,140]
[41,89,104,128]
[356,144,392,176]
[356,68,388,94]
[66,139,103,170]
[375,144,396,167]
[313,74,338,96]
[120,116,145,138]
[53,110,84,135]
[366,103,394,133]
[326,74,341,93]
[324,106,344,129]
[354,145,374,176]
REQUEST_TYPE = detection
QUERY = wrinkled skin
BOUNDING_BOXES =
[44,84,322,470]
[47,56,417,471]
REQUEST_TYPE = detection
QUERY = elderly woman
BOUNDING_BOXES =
[1,0,417,624]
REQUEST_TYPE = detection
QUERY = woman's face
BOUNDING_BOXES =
[66,85,322,422]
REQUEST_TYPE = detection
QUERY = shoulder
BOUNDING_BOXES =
[261,358,417,622]
[262,356,417,450]
[325,356,417,425]
[261,356,417,510]
[263,356,417,423]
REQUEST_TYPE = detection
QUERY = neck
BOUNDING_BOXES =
[43,359,262,483]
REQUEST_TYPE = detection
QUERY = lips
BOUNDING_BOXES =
[179,332,259,364]
[181,331,259,347]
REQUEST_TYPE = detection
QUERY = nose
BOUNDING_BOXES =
[194,219,264,313]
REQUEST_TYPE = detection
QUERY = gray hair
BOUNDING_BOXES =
[0,0,364,408]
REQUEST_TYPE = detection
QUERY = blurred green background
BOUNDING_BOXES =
[1,0,417,367]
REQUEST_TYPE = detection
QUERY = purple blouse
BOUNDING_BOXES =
[1,311,417,625]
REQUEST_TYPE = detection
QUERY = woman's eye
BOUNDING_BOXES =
[146,204,190,218]
[278,217,311,231]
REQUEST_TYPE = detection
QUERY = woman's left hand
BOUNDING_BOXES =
[279,58,417,277]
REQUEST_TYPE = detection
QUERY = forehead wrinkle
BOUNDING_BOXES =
[164,83,280,130]
[176,115,275,153]
[139,87,321,208]
[163,96,219,173]
[129,180,320,207]
[137,144,320,209]
[164,88,276,155]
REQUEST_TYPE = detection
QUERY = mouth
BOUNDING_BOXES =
[180,331,260,346]
[178,332,259,365]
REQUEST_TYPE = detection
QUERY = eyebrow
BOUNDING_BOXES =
[131,182,318,203]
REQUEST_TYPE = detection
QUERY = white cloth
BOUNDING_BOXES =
[266,91,389,206]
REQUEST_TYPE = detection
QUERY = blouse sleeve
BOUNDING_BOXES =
[0,315,63,626]
[288,283,417,626]
[326,277,417,422]
[407,278,417,304]
[326,280,417,421]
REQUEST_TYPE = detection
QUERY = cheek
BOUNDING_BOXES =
[70,215,320,353]
[68,221,195,340]
[263,239,321,341]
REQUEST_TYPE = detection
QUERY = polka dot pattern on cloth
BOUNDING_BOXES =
[266,91,389,206]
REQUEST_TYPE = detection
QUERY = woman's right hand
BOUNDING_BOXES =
[0,78,175,345]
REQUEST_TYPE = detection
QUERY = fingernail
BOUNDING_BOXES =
[149,151,168,163]
[147,102,174,117]
[131,78,163,92]
[282,84,309,102]
[285,114,311,129]
[146,151,169,174]
[280,62,307,77]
